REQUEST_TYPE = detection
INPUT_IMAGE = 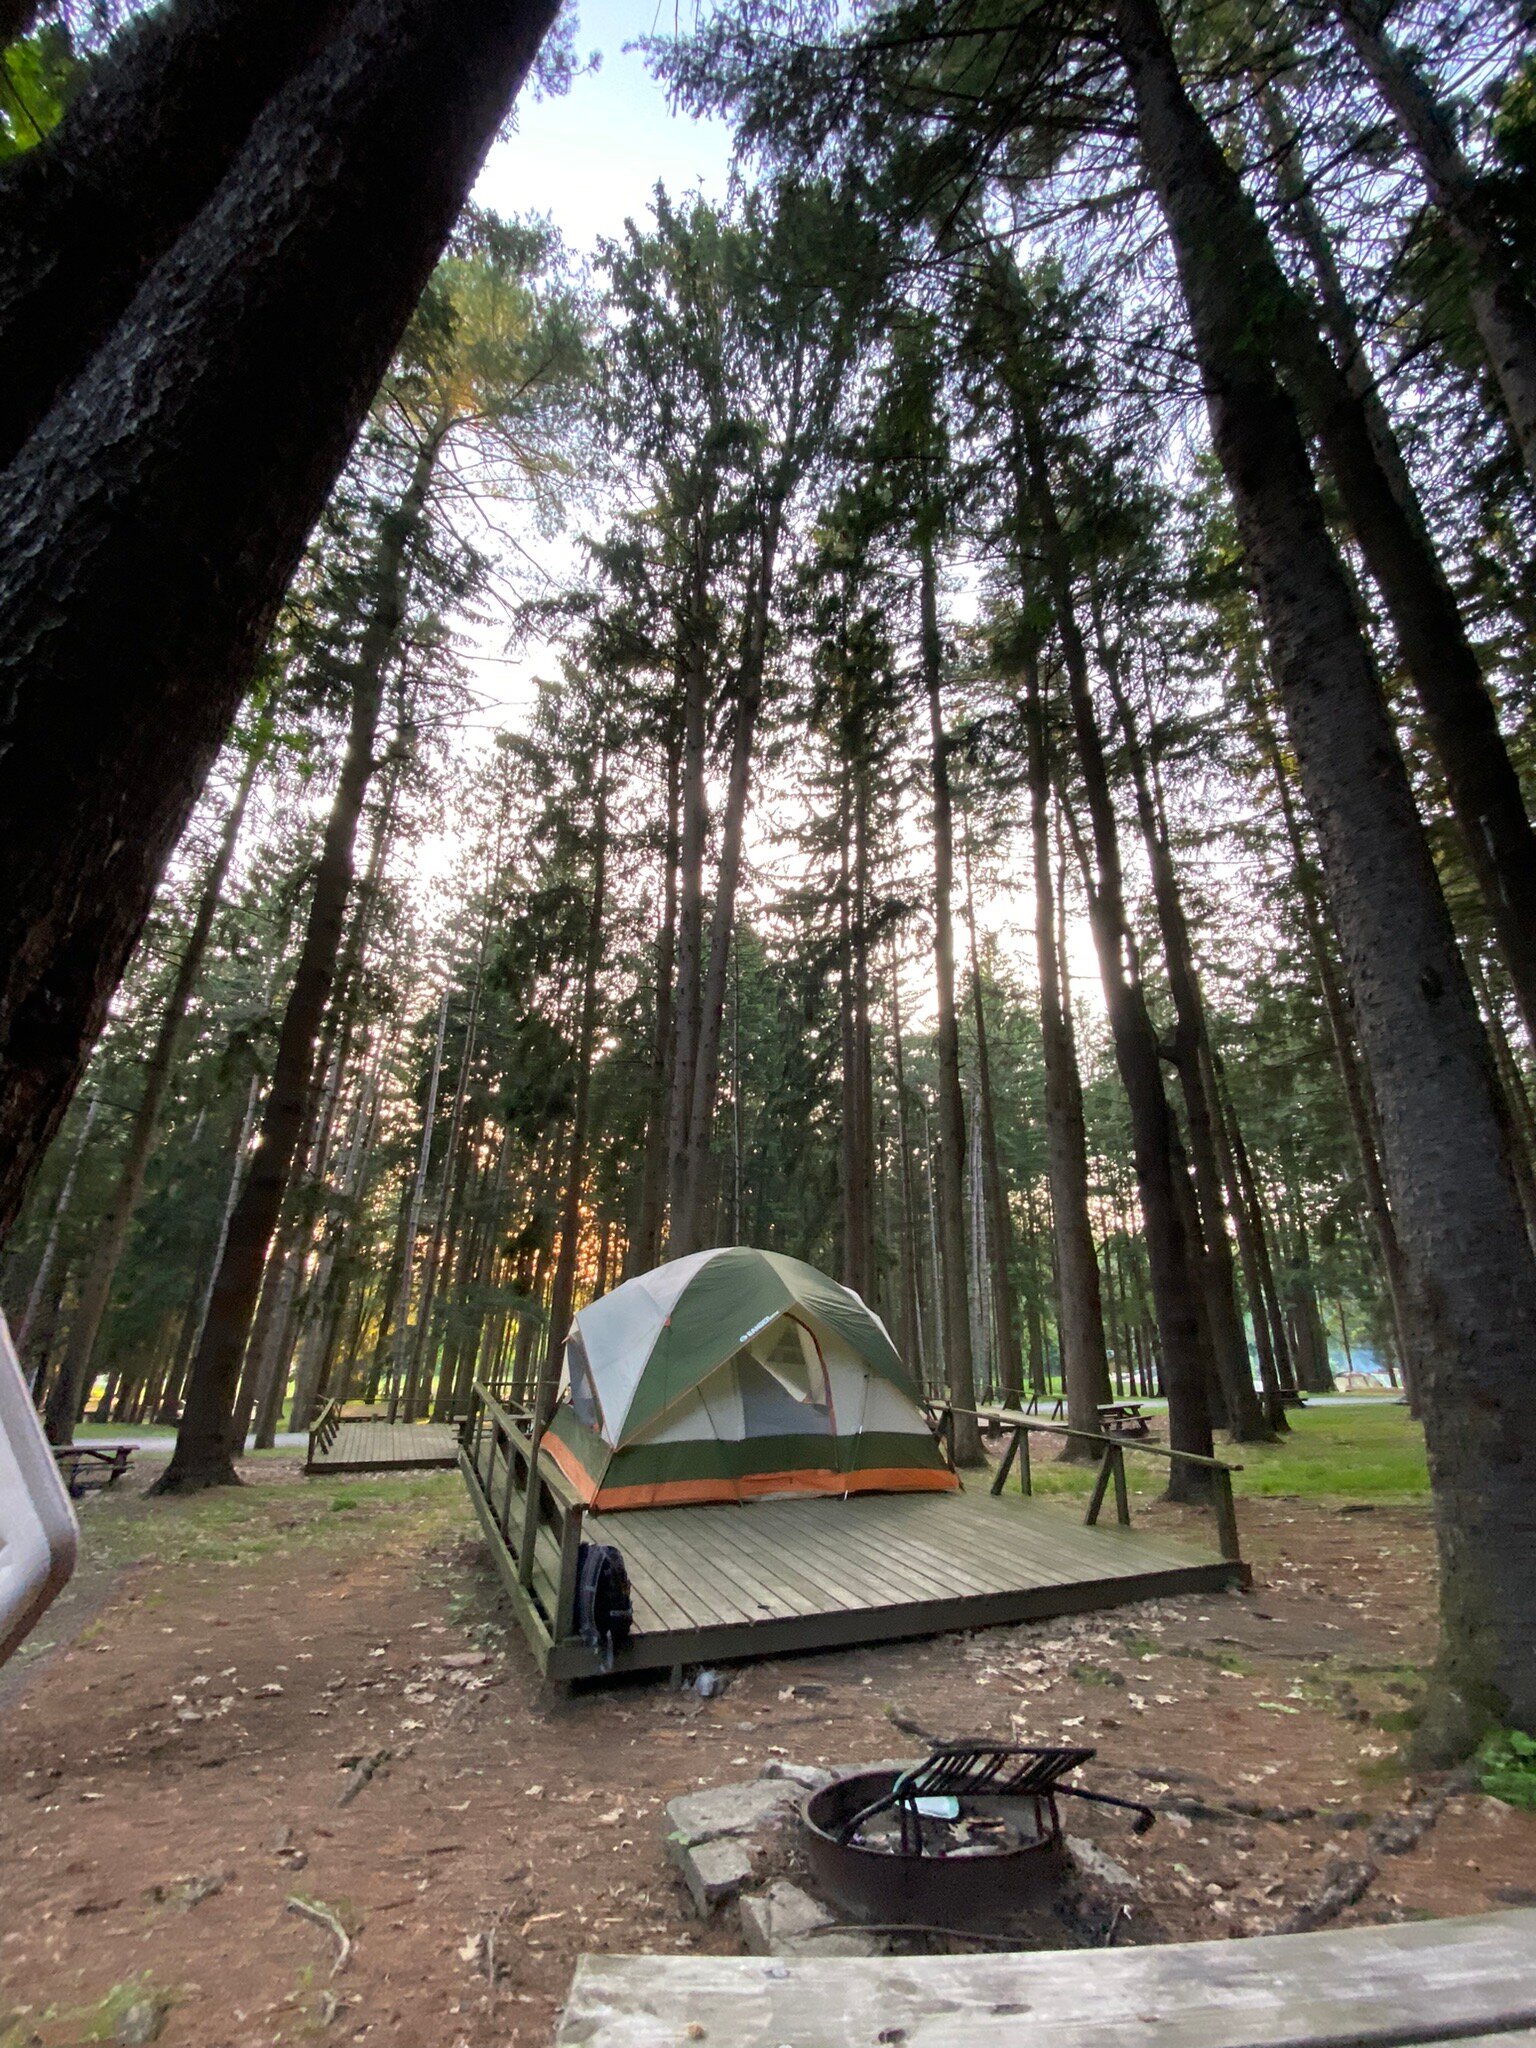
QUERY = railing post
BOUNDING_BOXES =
[553,1503,584,1642]
[1084,1448,1114,1527]
[990,1426,1022,1496]
[1018,1427,1032,1497]
[1212,1465,1244,1567]
[1110,1443,1130,1525]
[518,1428,543,1589]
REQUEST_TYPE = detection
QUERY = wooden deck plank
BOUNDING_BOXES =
[460,1437,1243,1684]
[307,1419,459,1473]
[650,1513,835,1621]
[556,1909,1536,2048]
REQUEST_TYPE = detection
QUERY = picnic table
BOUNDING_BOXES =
[1097,1400,1152,1438]
[52,1444,134,1498]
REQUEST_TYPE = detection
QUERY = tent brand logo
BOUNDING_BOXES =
[737,1312,779,1347]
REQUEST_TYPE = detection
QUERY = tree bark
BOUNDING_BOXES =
[1100,657,1274,1441]
[45,740,261,1444]
[1180,29,1536,1050]
[966,908,1023,1406]
[673,508,783,1257]
[920,534,983,1465]
[0,0,353,469]
[1332,0,1536,490]
[535,769,608,1436]
[1118,0,1536,1751]
[1023,654,1109,1452]
[0,0,558,1244]
[1252,686,1419,1393]
[664,536,713,1247]
[629,697,682,1276]
[1017,415,1214,1490]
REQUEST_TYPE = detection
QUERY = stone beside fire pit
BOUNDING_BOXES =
[663,1758,1144,1956]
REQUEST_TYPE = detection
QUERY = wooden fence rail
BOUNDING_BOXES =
[927,1403,1245,1572]
[458,1380,586,1661]
[306,1396,343,1466]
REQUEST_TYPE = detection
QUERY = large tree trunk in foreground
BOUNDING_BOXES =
[1332,0,1536,493]
[44,743,261,1446]
[920,535,982,1466]
[0,0,352,469]
[1119,0,1536,1752]
[1023,655,1109,1454]
[0,0,558,1246]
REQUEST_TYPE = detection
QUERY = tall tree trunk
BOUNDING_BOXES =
[0,0,557,1243]
[1118,0,1536,1751]
[1161,22,1536,1051]
[838,763,877,1300]
[888,960,926,1381]
[46,740,262,1443]
[630,700,682,1276]
[535,771,608,1435]
[1099,658,1274,1441]
[1252,685,1419,1389]
[388,976,451,1418]
[920,533,982,1465]
[1016,417,1213,1489]
[1331,0,1536,489]
[16,1088,98,1373]
[152,449,423,1490]
[674,511,782,1256]
[664,545,713,1246]
[965,841,1024,1406]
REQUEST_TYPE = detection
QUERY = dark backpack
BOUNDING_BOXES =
[574,1540,633,1670]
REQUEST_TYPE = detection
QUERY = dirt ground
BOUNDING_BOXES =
[2,1455,1532,2048]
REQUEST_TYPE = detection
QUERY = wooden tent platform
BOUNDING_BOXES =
[304,1414,460,1474]
[459,1384,1244,1684]
[555,1908,1536,2048]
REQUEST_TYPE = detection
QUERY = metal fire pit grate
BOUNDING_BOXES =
[837,1743,1153,1856]
[803,1744,1157,1933]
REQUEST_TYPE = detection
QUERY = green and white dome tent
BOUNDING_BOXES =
[542,1246,957,1511]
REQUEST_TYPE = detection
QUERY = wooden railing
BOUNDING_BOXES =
[928,1402,1245,1573]
[306,1397,343,1467]
[458,1380,586,1658]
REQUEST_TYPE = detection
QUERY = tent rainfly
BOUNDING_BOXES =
[543,1247,958,1512]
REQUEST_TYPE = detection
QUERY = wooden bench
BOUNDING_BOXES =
[556,1907,1536,2048]
[1097,1400,1151,1438]
[52,1444,133,1499]
[1280,1388,1309,1409]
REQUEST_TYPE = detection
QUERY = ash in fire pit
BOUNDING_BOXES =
[800,1743,1154,1935]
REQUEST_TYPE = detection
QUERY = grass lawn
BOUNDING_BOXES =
[1016,1400,1427,1507]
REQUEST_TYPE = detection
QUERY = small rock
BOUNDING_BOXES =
[757,1760,834,1793]
[664,1778,801,1848]
[738,1881,884,1957]
[438,1652,491,1670]
[116,1999,169,2045]
[1067,1837,1140,1893]
[673,1835,755,1917]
